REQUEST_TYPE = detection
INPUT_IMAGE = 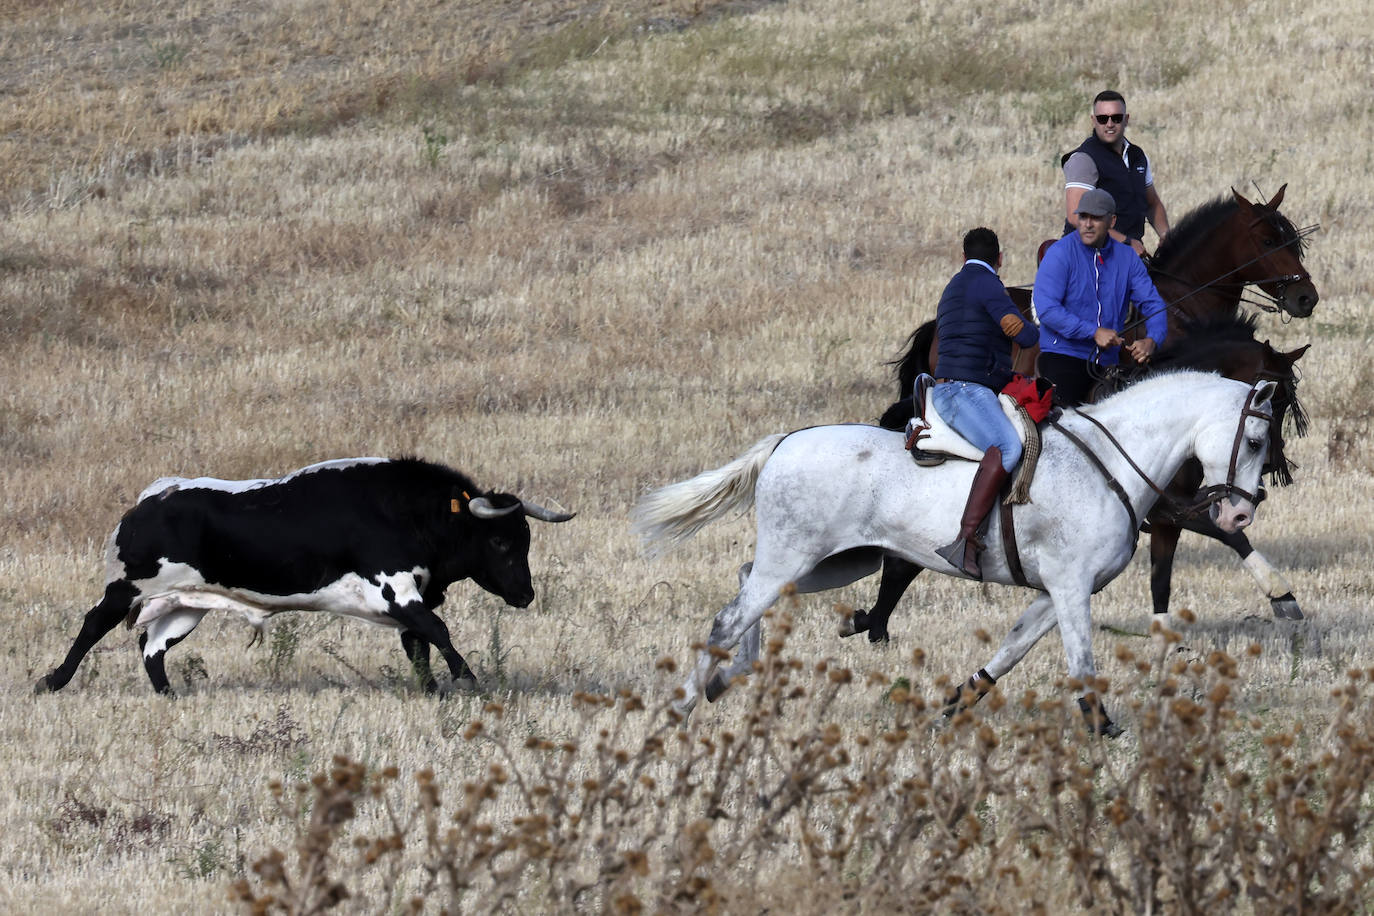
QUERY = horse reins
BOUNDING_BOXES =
[1117,218,1317,337]
[997,388,1270,589]
[999,413,1145,589]
[1048,390,1269,528]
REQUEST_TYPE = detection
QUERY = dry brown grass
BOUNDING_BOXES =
[2,0,1373,911]
[230,608,1374,914]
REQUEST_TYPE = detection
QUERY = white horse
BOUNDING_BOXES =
[632,372,1276,734]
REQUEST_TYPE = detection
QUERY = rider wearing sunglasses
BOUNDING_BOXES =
[1062,90,1170,256]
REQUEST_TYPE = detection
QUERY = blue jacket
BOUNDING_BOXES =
[934,260,1039,390]
[1032,235,1168,365]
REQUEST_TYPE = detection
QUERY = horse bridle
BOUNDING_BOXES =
[1191,383,1272,510]
[1047,386,1271,532]
[1230,210,1314,314]
[1120,213,1317,334]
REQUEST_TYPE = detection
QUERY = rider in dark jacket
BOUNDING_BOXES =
[932,228,1039,579]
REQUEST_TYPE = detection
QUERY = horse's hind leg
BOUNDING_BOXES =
[36,580,138,693]
[1180,516,1302,620]
[677,574,787,716]
[841,556,923,643]
[705,618,762,702]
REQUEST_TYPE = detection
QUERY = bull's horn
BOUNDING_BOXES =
[521,500,575,523]
[468,496,521,519]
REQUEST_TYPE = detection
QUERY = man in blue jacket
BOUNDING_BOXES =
[932,227,1040,579]
[1033,188,1169,406]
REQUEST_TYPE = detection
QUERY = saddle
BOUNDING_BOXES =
[903,374,1033,466]
[903,374,1045,505]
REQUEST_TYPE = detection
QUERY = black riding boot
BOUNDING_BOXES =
[936,447,1010,579]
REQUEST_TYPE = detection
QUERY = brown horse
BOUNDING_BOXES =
[851,189,1318,643]
[1139,315,1308,620]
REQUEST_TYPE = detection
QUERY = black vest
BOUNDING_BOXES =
[1061,135,1150,241]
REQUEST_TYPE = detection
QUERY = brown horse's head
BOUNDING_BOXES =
[1231,185,1319,318]
[1152,185,1319,323]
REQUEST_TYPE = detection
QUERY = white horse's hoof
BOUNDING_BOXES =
[704,673,729,702]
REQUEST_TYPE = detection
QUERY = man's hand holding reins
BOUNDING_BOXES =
[1126,337,1157,363]
[1093,327,1125,349]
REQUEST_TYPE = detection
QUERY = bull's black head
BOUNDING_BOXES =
[448,489,574,608]
[455,492,535,607]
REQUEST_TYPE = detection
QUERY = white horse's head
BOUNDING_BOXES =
[1194,379,1277,533]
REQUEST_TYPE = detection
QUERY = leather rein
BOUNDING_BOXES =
[1046,385,1270,533]
[1120,217,1316,336]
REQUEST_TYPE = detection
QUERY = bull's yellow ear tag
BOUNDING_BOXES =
[451,498,461,513]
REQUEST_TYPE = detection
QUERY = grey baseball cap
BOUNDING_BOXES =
[1075,187,1116,217]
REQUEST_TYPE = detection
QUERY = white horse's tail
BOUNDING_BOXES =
[631,433,788,554]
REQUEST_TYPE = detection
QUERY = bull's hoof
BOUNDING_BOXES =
[1271,593,1304,621]
[33,675,55,695]
[704,673,729,703]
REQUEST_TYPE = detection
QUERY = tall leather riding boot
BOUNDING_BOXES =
[936,447,1010,580]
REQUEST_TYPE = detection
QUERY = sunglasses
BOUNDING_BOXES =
[1094,113,1126,125]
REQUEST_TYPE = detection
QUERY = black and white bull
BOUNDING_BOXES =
[34,457,573,695]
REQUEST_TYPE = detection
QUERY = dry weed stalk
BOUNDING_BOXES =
[231,609,1374,914]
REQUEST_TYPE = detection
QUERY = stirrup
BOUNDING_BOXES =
[936,536,982,579]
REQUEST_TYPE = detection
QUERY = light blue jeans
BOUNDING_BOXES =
[930,381,1022,473]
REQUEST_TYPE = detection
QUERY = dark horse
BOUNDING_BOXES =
[892,186,1317,404]
[846,188,1317,644]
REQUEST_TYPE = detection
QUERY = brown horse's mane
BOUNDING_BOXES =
[1152,311,1265,366]
[1152,194,1305,274]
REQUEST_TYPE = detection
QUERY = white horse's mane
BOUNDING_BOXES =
[1077,368,1228,415]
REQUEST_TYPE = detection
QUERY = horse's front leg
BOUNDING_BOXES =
[1148,522,1184,619]
[1179,515,1302,620]
[946,593,1056,714]
[1052,583,1123,738]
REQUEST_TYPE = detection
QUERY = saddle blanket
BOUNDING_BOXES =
[905,382,1032,465]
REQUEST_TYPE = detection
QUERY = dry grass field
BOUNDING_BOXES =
[3,0,1374,910]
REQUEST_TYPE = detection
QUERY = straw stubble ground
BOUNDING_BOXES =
[2,0,1373,910]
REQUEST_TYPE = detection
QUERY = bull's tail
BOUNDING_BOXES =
[631,433,787,554]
